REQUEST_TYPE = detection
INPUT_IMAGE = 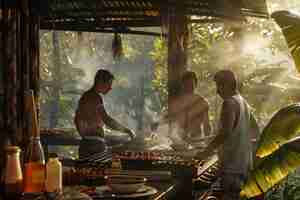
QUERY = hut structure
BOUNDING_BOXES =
[0,0,269,178]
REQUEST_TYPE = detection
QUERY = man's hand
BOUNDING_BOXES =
[124,128,136,139]
[150,122,159,131]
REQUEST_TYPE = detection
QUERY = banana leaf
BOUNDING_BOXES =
[240,137,300,198]
[256,103,300,158]
[272,11,300,72]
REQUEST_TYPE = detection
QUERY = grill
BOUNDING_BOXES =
[113,150,219,179]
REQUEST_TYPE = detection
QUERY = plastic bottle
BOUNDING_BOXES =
[45,153,62,193]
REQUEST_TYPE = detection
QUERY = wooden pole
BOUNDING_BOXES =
[0,0,40,184]
[167,5,188,99]
[167,3,191,199]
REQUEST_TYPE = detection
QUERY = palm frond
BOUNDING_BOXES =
[241,137,300,198]
[272,10,300,72]
[256,103,300,158]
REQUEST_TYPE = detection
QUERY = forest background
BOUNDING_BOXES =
[40,0,300,133]
[39,0,300,199]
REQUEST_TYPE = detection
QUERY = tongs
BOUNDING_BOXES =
[76,150,112,166]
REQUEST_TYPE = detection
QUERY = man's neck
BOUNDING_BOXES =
[183,90,194,95]
[223,90,238,99]
[91,86,104,94]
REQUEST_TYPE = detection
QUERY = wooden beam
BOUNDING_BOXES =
[40,18,161,28]
[40,26,165,37]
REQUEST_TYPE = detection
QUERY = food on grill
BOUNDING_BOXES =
[114,151,161,160]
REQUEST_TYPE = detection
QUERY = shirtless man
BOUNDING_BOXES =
[168,71,211,144]
[75,69,135,158]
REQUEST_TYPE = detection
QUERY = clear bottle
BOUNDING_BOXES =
[45,153,62,193]
[4,146,23,199]
[23,90,46,193]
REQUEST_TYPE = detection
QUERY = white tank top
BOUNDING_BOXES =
[218,94,253,177]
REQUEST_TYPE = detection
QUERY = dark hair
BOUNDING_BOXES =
[94,69,114,85]
[182,71,198,85]
[214,70,237,90]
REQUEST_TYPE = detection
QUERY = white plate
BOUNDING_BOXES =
[96,185,158,198]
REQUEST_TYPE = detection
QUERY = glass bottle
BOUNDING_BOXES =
[23,137,46,193]
[4,146,23,199]
[23,90,46,193]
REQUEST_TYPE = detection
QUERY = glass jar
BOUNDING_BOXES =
[4,146,23,199]
[45,154,62,193]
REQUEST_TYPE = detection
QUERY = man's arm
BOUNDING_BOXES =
[102,111,135,138]
[249,112,260,151]
[95,97,135,138]
[196,99,237,160]
[203,105,211,137]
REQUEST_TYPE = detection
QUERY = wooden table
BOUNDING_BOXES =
[17,180,180,200]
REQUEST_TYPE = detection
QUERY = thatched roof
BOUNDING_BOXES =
[40,0,269,34]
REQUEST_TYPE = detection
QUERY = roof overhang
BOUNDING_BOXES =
[38,0,269,34]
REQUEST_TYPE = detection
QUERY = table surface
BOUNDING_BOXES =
[17,180,179,200]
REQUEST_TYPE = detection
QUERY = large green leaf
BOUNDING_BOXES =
[256,103,300,158]
[241,137,300,198]
[272,11,300,72]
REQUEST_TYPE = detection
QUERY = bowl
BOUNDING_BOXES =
[107,175,147,194]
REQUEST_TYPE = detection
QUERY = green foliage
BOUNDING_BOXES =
[256,103,300,158]
[241,103,300,199]
[264,174,300,200]
[150,39,168,107]
[272,11,300,73]
[40,30,158,129]
[241,143,300,198]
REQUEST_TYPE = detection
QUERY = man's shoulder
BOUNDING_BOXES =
[223,97,238,106]
[194,94,209,106]
[223,96,240,113]
[80,89,103,102]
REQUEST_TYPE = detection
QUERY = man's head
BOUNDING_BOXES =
[182,71,198,94]
[214,69,238,98]
[94,69,114,94]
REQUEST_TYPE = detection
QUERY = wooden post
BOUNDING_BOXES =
[167,4,191,199]
[0,0,40,183]
[49,31,61,128]
[167,5,188,100]
[0,1,19,190]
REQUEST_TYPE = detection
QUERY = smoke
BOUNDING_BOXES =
[68,32,160,139]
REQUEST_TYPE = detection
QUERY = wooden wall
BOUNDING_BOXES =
[0,0,39,175]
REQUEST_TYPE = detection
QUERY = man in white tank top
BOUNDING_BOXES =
[195,70,259,200]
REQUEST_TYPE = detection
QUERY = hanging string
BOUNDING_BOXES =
[112,32,123,60]
[161,9,170,42]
